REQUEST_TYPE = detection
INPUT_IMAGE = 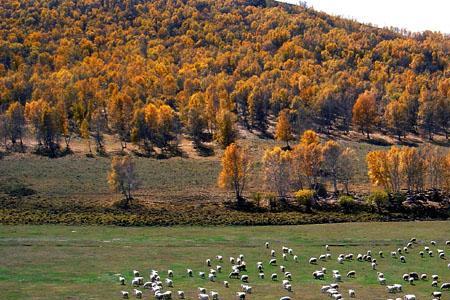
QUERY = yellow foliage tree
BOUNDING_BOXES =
[275,109,293,147]
[352,91,378,139]
[218,143,249,204]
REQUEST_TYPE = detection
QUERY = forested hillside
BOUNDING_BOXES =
[0,0,448,156]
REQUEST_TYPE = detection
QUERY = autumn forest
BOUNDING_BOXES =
[0,0,449,225]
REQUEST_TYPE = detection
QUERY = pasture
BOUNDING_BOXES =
[0,222,449,299]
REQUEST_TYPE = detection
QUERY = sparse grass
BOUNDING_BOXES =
[0,222,449,299]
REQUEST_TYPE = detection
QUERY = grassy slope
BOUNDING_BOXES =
[0,131,395,210]
[0,222,449,299]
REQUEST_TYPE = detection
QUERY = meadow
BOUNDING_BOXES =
[0,221,449,299]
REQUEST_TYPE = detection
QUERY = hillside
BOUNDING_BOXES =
[0,0,449,226]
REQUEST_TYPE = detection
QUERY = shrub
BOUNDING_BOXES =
[366,190,389,212]
[311,183,328,198]
[295,189,315,211]
[338,195,357,213]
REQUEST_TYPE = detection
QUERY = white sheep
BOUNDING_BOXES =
[284,284,292,291]
[288,248,293,255]
[400,256,406,263]
[241,284,252,294]
[121,291,129,299]
[240,275,249,283]
[199,272,205,279]
[187,269,193,277]
[348,289,356,298]
[210,291,219,300]
[280,265,285,272]
[198,293,209,300]
[271,273,278,281]
[239,254,244,260]
[168,270,173,277]
[269,258,277,265]
[133,270,140,277]
[280,297,291,300]
[177,291,185,299]
[313,271,324,279]
[265,242,269,248]
[165,278,173,287]
[371,262,377,270]
[432,280,438,287]
[319,254,327,261]
[309,257,317,264]
[258,272,264,279]
[216,255,223,261]
[223,281,229,288]
[333,273,342,282]
[441,282,450,290]
[432,274,439,281]
[421,273,427,280]
[431,240,437,245]
[236,292,246,299]
[119,276,126,285]
[378,277,386,285]
[131,278,140,287]
[229,257,235,264]
[208,273,215,282]
[198,287,206,294]
[347,270,356,278]
[206,259,211,267]
[293,255,298,262]
[386,285,396,293]
[432,291,442,298]
[134,289,142,299]
[216,265,222,273]
[321,285,331,293]
[404,295,416,300]
[271,250,276,257]
[283,253,287,261]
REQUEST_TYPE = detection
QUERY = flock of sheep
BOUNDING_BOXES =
[115,238,450,299]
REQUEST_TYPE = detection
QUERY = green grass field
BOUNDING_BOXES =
[1,222,449,299]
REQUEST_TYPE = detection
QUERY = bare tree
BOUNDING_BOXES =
[108,156,140,207]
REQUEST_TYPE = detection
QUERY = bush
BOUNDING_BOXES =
[311,183,327,198]
[338,195,357,213]
[295,189,315,211]
[366,190,389,212]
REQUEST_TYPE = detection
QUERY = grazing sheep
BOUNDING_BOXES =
[397,248,402,254]
[403,247,408,253]
[441,282,450,290]
[333,273,342,282]
[284,272,292,280]
[258,272,264,279]
[210,291,219,300]
[439,252,445,259]
[319,254,327,261]
[421,273,427,280]
[357,254,363,261]
[432,291,442,298]
[280,265,285,272]
[206,259,211,267]
[216,265,222,273]
[208,273,215,282]
[280,297,291,300]
[407,242,413,248]
[379,251,383,257]
[347,270,356,278]
[326,253,332,259]
[216,255,223,262]
[404,294,416,300]
[177,291,185,299]
[223,281,229,288]
[121,291,129,299]
[119,276,126,285]
[239,254,244,260]
[429,251,434,257]
[425,246,430,252]
[283,253,287,261]
[446,241,450,246]
[419,251,424,258]
[165,278,173,287]
[271,250,276,257]
[313,271,324,280]
[321,267,327,274]
[309,257,317,264]
[400,256,406,263]
[325,244,330,251]
[284,284,292,292]
[378,277,386,285]
[199,272,206,279]
[230,257,235,264]
[187,269,193,277]
[393,284,402,292]
[371,262,377,270]
[321,285,331,293]
[409,277,414,285]
[198,293,209,300]
[386,285,396,293]
[432,274,439,281]
[391,252,397,258]
[282,246,289,253]
[403,274,410,281]
[228,271,239,279]
[432,280,438,287]
[236,292,246,299]
[409,272,419,280]
[348,289,356,298]
[240,275,249,283]
[265,242,269,248]
[131,278,140,287]
[293,255,298,262]
[271,273,278,281]
[133,270,140,277]
[198,287,206,294]
[410,237,417,243]
[269,258,277,266]
[241,284,252,294]
[167,270,174,277]
[134,289,142,299]
[288,248,293,255]
[431,240,437,245]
